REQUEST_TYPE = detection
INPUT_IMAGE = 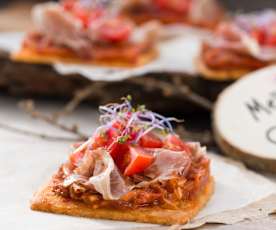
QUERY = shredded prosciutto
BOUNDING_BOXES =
[139,133,163,148]
[69,149,85,166]
[62,0,103,28]
[72,142,84,149]
[216,23,241,42]
[124,146,154,176]
[153,0,191,14]
[96,18,133,43]
[164,134,191,153]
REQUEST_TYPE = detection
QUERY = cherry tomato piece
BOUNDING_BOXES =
[266,34,276,46]
[62,0,76,11]
[251,28,266,45]
[96,18,133,43]
[91,133,108,150]
[139,133,163,148]
[153,0,191,14]
[124,146,154,176]
[163,134,191,153]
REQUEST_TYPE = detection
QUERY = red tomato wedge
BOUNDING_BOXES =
[107,127,120,140]
[139,133,163,148]
[266,23,276,46]
[251,28,266,45]
[250,26,276,47]
[62,0,76,11]
[106,120,126,143]
[109,142,129,159]
[111,120,125,131]
[106,127,122,158]
[163,134,191,153]
[96,18,133,43]
[153,0,191,14]
[91,133,108,150]
[73,5,91,28]
[266,34,276,46]
[113,145,130,172]
[124,146,154,176]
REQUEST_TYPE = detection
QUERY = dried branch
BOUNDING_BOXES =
[18,100,89,140]
[172,77,213,111]
[53,75,213,121]
[0,122,80,142]
[130,77,213,111]
[52,82,106,120]
[175,125,215,146]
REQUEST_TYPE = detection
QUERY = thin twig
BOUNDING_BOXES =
[19,100,89,140]
[54,76,213,120]
[0,122,80,142]
[52,82,105,120]
[130,77,214,111]
[172,77,213,111]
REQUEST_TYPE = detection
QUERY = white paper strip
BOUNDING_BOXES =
[0,95,275,230]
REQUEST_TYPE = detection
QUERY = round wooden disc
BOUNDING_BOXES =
[213,65,276,173]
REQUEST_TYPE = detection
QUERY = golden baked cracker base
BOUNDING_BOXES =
[196,57,252,81]
[12,46,158,68]
[30,176,214,225]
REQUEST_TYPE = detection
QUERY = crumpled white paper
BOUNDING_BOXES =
[0,96,275,230]
[0,26,210,81]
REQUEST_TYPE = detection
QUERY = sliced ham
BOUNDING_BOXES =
[74,149,95,177]
[32,3,91,54]
[61,145,199,200]
[88,149,130,200]
[130,21,161,43]
[189,0,222,23]
[208,10,276,62]
[142,148,191,180]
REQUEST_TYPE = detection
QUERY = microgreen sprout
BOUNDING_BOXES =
[118,135,130,144]
[97,96,183,146]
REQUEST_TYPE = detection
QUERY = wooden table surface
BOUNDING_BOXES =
[0,2,275,230]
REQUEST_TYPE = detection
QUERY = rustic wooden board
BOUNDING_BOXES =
[213,66,276,173]
[0,50,212,113]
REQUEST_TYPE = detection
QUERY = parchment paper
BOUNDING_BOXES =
[0,96,275,230]
[0,26,210,81]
